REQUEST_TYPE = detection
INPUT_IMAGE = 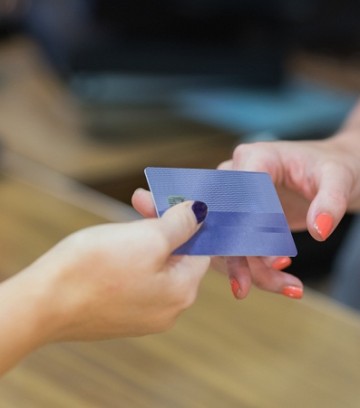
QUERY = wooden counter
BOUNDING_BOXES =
[1,167,360,408]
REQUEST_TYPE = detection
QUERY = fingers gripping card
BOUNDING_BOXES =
[144,167,297,256]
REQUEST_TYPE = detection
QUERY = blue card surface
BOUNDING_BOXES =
[145,167,297,256]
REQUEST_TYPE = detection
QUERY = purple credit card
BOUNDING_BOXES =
[145,167,297,256]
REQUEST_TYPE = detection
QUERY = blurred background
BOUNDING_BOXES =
[1,0,360,306]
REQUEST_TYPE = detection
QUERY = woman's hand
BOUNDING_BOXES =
[219,134,360,240]
[132,189,303,300]
[132,104,360,301]
[0,201,209,375]
[214,131,360,299]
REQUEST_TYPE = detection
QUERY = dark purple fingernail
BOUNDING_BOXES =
[192,201,208,224]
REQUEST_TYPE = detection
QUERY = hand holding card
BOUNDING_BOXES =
[145,167,297,257]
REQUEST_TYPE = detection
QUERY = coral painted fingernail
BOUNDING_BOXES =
[230,278,241,299]
[314,213,333,240]
[282,286,303,299]
[272,257,292,270]
[192,201,208,224]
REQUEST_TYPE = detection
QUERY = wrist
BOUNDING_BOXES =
[11,267,59,347]
[329,128,360,159]
[327,130,360,211]
[0,265,60,374]
[21,252,74,344]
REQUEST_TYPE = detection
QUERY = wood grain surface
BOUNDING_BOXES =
[0,174,360,408]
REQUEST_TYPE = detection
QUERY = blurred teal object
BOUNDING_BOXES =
[174,78,358,140]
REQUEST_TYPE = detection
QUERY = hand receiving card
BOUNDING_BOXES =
[145,167,297,256]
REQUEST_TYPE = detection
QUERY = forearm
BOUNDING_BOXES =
[0,268,54,376]
[0,204,211,375]
[342,98,360,131]
[329,100,360,212]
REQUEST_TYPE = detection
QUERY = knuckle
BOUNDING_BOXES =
[217,160,232,170]
[175,283,198,311]
[182,291,197,310]
[172,205,196,236]
[233,142,267,165]
[145,222,172,254]
[232,144,248,161]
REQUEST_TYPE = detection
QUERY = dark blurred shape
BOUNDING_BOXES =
[288,214,354,287]
[0,0,91,74]
[0,0,29,38]
[1,0,360,84]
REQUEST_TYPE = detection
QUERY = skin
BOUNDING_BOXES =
[219,136,360,236]
[132,100,360,299]
[132,190,304,299]
[230,100,360,228]
[0,201,210,376]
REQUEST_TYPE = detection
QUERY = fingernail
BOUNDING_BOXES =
[272,257,292,270]
[192,201,208,224]
[134,187,146,193]
[314,213,333,240]
[230,278,241,299]
[282,286,303,299]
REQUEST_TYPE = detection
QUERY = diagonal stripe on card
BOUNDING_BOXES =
[144,167,297,256]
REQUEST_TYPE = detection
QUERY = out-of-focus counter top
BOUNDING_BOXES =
[0,168,360,407]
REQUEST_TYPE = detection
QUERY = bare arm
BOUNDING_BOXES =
[0,201,210,376]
